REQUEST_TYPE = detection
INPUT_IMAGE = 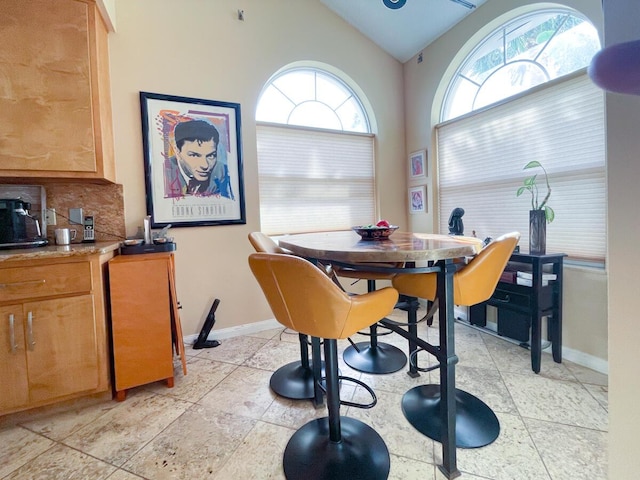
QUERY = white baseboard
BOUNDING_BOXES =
[183,314,609,375]
[561,346,608,375]
[184,318,281,347]
[451,304,608,375]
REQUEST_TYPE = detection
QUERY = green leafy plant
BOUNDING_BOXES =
[516,160,555,223]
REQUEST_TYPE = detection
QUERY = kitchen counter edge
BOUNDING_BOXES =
[0,242,121,263]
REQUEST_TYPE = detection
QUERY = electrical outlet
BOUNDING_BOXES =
[69,207,83,225]
[45,208,57,226]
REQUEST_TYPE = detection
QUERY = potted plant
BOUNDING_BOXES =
[516,160,554,254]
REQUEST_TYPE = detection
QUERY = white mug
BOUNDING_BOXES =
[55,228,77,245]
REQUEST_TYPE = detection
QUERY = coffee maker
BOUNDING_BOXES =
[0,198,48,248]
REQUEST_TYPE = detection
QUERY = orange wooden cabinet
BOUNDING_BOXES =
[108,253,186,401]
[0,0,115,182]
[0,253,113,415]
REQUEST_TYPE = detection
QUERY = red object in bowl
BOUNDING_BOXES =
[352,225,399,240]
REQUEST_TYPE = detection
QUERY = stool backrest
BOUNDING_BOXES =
[248,232,287,254]
[392,232,520,306]
[453,232,520,306]
[249,252,398,339]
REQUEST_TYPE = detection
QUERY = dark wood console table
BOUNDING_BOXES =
[469,252,565,373]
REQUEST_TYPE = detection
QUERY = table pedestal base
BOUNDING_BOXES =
[343,342,407,374]
[270,360,319,400]
[402,384,500,448]
[283,417,390,480]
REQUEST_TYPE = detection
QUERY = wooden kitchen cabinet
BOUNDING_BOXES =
[0,253,112,415]
[108,253,187,401]
[0,0,115,182]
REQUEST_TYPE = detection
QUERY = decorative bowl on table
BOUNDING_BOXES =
[352,225,399,240]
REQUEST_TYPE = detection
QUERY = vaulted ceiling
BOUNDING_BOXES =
[320,0,487,63]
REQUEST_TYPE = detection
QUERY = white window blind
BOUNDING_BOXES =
[256,124,375,235]
[437,73,606,262]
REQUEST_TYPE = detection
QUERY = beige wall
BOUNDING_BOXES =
[602,0,640,476]
[107,0,406,336]
[402,0,608,371]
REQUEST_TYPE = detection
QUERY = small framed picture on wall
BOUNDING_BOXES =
[409,150,427,179]
[409,185,426,214]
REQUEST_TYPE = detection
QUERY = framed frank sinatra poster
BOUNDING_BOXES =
[140,91,246,228]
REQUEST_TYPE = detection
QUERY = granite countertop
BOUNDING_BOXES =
[0,241,121,263]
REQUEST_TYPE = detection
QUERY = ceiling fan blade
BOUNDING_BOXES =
[382,0,475,10]
[450,0,476,9]
[382,0,407,9]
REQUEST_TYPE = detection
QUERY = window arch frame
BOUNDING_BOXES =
[439,6,601,123]
[256,66,372,134]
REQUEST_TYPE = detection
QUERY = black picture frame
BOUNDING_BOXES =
[140,91,246,228]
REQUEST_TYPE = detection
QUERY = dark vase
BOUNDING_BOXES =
[529,209,546,255]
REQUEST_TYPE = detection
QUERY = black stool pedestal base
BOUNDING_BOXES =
[402,384,500,448]
[269,360,316,400]
[343,342,407,374]
[283,416,390,480]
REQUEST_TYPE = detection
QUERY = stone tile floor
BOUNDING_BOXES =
[0,308,608,479]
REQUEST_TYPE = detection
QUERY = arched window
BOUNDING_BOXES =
[256,67,375,235]
[256,68,369,133]
[436,9,605,263]
[442,9,601,121]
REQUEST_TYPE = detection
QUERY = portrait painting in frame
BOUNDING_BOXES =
[140,91,246,228]
[409,185,426,214]
[409,150,427,179]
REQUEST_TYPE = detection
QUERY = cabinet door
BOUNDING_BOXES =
[0,306,29,411]
[0,0,96,174]
[109,256,174,391]
[25,295,99,403]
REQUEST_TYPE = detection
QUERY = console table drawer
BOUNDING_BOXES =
[490,283,554,311]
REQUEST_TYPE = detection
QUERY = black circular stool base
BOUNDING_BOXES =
[343,342,407,374]
[401,384,500,448]
[283,416,390,480]
[270,360,317,400]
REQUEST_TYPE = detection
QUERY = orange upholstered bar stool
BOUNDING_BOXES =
[248,232,320,400]
[249,252,398,479]
[392,232,520,449]
[332,264,408,374]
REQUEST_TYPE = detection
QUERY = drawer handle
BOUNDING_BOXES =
[27,312,35,350]
[0,279,46,289]
[9,314,18,353]
[493,294,511,304]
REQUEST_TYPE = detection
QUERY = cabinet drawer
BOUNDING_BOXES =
[490,283,553,311]
[492,288,531,308]
[0,262,92,302]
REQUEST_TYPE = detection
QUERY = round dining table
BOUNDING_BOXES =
[279,230,487,480]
